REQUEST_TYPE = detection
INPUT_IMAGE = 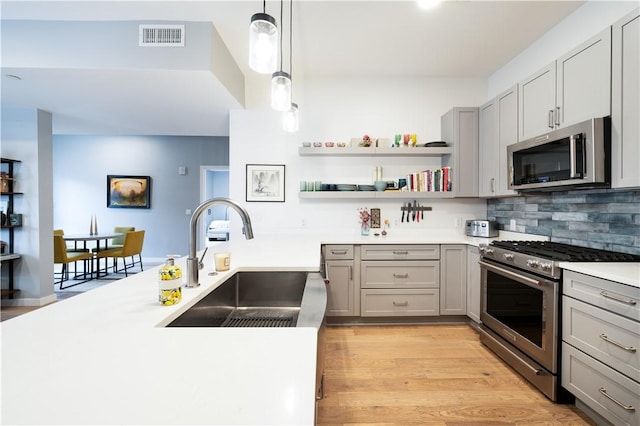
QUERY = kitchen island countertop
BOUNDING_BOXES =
[3,228,638,424]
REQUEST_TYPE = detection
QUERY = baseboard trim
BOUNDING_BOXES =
[2,294,57,307]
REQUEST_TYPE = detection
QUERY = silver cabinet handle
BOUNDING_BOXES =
[393,250,408,255]
[600,333,637,352]
[555,106,561,126]
[331,250,347,255]
[600,291,637,305]
[393,273,409,279]
[490,177,495,193]
[599,387,636,411]
[349,265,352,281]
[548,110,555,128]
[393,301,408,307]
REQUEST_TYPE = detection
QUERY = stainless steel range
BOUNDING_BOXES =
[477,240,640,402]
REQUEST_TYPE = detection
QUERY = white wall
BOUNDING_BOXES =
[1,108,56,306]
[488,1,638,98]
[229,76,488,237]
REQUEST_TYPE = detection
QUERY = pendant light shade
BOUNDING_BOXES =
[271,71,291,111]
[249,12,278,74]
[283,102,299,132]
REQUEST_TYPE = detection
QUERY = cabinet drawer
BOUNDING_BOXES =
[360,289,439,317]
[562,343,639,426]
[564,270,640,321]
[563,296,639,380]
[323,245,354,260]
[361,244,439,260]
[361,261,439,289]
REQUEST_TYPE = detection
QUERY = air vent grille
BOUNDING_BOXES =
[139,25,185,47]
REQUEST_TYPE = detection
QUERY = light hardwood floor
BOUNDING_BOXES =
[316,324,595,426]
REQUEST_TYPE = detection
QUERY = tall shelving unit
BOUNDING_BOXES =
[1,158,22,299]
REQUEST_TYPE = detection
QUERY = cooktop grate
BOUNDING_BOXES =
[490,240,640,262]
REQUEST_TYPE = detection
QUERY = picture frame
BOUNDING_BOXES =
[245,164,285,202]
[107,175,151,208]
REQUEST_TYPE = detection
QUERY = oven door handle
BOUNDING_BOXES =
[479,260,543,288]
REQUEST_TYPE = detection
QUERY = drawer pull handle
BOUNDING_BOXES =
[599,387,636,412]
[393,250,409,255]
[600,291,637,306]
[331,250,348,255]
[393,273,409,279]
[599,333,637,352]
[393,301,408,307]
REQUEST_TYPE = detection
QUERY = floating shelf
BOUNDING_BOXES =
[298,146,453,157]
[299,191,454,199]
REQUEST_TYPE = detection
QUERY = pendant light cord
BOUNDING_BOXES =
[289,0,293,81]
[279,0,284,72]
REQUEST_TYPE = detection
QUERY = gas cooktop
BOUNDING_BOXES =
[490,240,640,262]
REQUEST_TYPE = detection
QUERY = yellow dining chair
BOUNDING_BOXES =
[54,234,94,289]
[54,229,90,253]
[110,226,135,249]
[96,230,145,277]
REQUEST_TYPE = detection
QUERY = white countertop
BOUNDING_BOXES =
[4,228,637,424]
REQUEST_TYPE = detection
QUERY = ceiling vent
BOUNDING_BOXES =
[139,25,185,47]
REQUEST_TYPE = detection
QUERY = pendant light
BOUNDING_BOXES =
[271,0,291,111]
[283,0,299,132]
[249,1,278,74]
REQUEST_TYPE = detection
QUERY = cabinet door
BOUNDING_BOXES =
[478,98,498,197]
[441,107,479,197]
[557,27,612,129]
[496,86,518,196]
[325,260,356,316]
[612,9,640,189]
[518,62,556,141]
[440,245,467,315]
[466,246,481,323]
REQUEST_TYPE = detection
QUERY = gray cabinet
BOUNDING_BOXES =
[360,244,440,317]
[441,107,479,197]
[612,8,640,189]
[466,245,481,324]
[478,86,518,197]
[562,270,640,426]
[518,28,612,141]
[439,245,467,316]
[323,245,358,316]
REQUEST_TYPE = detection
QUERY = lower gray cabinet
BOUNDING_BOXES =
[440,245,467,315]
[466,245,481,323]
[323,245,358,316]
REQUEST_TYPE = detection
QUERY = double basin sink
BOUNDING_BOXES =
[167,271,327,329]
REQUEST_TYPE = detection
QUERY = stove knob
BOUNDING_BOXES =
[503,253,514,261]
[540,263,552,271]
[485,248,494,255]
[526,260,539,268]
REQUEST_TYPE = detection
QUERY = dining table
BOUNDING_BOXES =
[63,232,123,279]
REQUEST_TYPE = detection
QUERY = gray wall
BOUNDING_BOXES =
[488,189,640,255]
[53,135,229,259]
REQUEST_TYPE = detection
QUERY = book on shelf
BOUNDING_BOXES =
[406,167,452,192]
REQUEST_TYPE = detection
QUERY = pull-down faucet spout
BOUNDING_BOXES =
[185,198,254,288]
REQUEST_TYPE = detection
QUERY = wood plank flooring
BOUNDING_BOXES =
[316,324,595,426]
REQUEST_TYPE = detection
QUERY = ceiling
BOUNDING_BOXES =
[0,0,585,136]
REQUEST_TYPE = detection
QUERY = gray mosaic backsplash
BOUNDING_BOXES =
[487,189,640,255]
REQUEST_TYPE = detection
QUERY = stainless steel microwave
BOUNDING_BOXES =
[507,117,610,192]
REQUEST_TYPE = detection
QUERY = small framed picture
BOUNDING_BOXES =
[107,175,151,208]
[245,164,285,202]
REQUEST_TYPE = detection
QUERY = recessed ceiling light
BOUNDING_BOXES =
[5,74,22,81]
[417,0,442,10]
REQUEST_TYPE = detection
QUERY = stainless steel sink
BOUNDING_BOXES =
[167,271,325,328]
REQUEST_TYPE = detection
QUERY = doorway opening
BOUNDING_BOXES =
[200,166,230,247]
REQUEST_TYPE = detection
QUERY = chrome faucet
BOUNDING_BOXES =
[186,197,254,288]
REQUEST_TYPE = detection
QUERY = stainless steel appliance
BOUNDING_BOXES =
[478,240,640,401]
[465,219,498,238]
[507,117,610,191]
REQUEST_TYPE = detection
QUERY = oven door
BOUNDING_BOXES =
[479,259,559,373]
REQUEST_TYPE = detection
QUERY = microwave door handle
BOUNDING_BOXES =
[569,134,585,178]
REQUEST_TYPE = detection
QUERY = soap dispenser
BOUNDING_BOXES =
[159,255,182,306]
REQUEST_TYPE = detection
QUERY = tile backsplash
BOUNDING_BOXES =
[487,189,640,255]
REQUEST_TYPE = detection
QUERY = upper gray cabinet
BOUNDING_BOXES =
[611,8,640,189]
[518,27,612,141]
[478,85,518,197]
[441,107,479,197]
